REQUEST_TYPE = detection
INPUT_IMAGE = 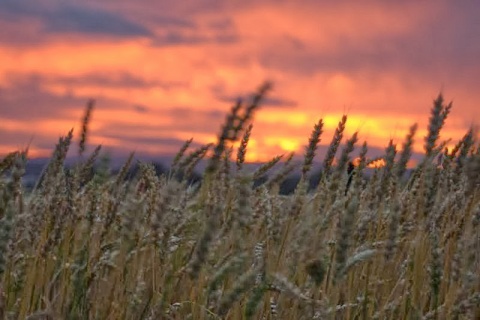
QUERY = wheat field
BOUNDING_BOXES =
[0,85,479,319]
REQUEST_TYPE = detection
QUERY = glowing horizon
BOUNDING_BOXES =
[1,1,479,163]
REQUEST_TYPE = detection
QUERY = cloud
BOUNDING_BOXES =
[1,0,479,161]
[152,28,239,46]
[97,107,226,138]
[0,0,152,38]
[101,134,202,149]
[0,128,60,153]
[217,95,297,109]
[133,104,149,113]
[153,32,208,46]
[0,75,87,120]
[207,18,235,31]
[45,5,152,37]
[43,72,186,90]
[247,2,480,86]
[212,82,297,109]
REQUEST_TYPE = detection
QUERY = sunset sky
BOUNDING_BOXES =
[1,1,479,163]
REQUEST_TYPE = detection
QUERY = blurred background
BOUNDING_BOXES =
[1,0,479,164]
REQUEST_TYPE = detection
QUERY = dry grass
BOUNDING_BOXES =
[0,87,479,319]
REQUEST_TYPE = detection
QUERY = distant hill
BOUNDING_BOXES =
[21,155,413,195]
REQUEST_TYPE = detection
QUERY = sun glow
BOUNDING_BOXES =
[0,1,478,161]
[368,158,386,168]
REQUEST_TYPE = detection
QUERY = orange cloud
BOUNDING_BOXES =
[0,1,479,164]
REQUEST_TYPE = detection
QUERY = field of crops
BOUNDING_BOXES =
[0,86,479,319]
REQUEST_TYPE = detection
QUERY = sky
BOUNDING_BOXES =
[1,0,479,163]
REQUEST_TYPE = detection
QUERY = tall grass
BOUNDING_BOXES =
[0,88,479,319]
